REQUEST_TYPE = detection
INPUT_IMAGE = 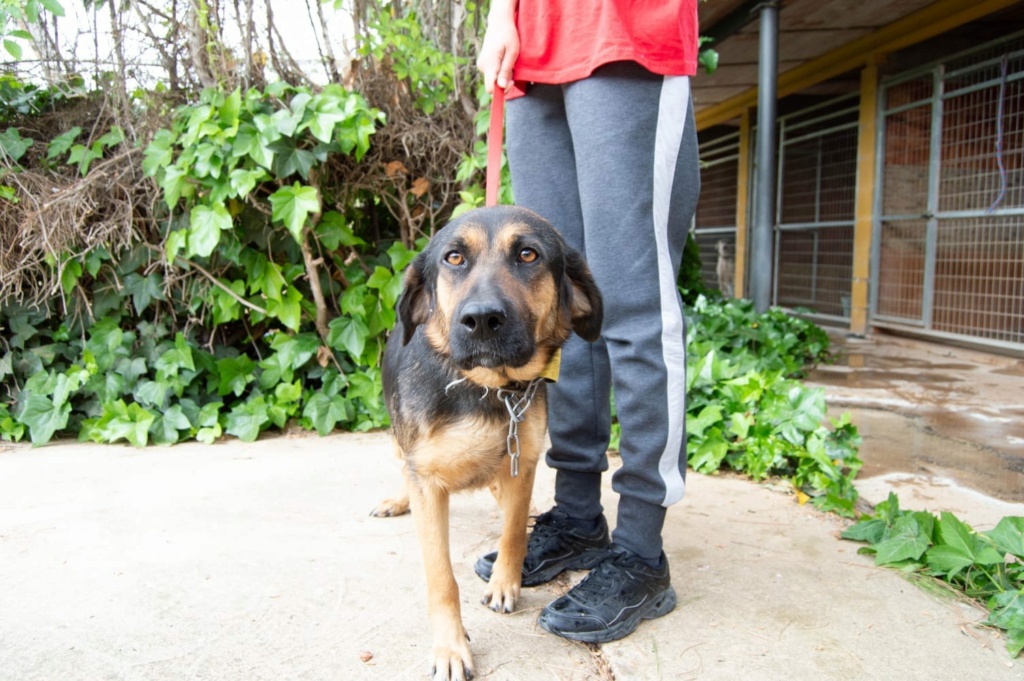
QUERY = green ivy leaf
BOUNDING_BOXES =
[225,396,270,442]
[380,272,403,309]
[932,511,1005,569]
[123,272,167,314]
[188,202,232,258]
[47,127,82,160]
[96,126,124,149]
[386,240,417,271]
[196,422,223,444]
[97,400,157,447]
[367,302,396,337]
[340,284,368,317]
[150,405,191,445]
[841,518,887,544]
[266,285,304,331]
[327,315,369,362]
[134,379,170,409]
[274,379,303,404]
[143,128,175,176]
[232,123,275,169]
[211,279,245,325]
[67,142,103,176]
[155,333,195,383]
[316,211,365,249]
[215,355,257,397]
[165,229,188,264]
[60,260,83,296]
[985,517,1024,560]
[159,164,189,208]
[874,514,932,566]
[269,182,320,241]
[268,138,315,179]
[0,127,34,163]
[302,392,350,436]
[20,393,72,445]
[306,101,348,143]
[685,404,722,439]
[228,167,267,199]
[986,591,1024,643]
[4,40,22,61]
[218,87,242,134]
[269,332,320,375]
[39,0,65,18]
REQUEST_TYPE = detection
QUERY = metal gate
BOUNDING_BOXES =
[773,94,859,320]
[873,33,1024,350]
[695,130,740,296]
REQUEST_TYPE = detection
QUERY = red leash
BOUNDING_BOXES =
[485,86,505,207]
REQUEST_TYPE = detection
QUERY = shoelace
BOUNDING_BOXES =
[573,550,644,597]
[526,512,571,553]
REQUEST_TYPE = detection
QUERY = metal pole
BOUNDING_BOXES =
[750,1,779,313]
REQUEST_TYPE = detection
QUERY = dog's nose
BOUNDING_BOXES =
[459,303,507,340]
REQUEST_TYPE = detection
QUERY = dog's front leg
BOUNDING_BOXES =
[409,478,473,681]
[483,460,537,614]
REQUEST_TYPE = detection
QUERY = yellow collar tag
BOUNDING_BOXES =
[540,348,561,383]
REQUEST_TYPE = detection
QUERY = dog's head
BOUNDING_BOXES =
[397,206,603,388]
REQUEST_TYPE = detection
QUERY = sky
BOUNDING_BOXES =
[3,0,355,87]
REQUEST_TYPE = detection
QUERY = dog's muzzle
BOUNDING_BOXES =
[450,299,533,369]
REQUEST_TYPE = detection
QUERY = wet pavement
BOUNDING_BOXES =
[807,330,1024,525]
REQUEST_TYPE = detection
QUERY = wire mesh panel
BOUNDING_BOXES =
[933,217,1024,343]
[876,220,928,322]
[774,96,859,319]
[695,129,740,296]
[875,31,1024,350]
[776,226,855,316]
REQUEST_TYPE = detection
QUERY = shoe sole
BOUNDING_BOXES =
[475,546,609,587]
[537,585,677,644]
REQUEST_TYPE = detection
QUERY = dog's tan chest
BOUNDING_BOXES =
[408,414,508,492]
[407,405,547,493]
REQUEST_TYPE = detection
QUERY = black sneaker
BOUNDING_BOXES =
[537,544,676,643]
[474,508,611,587]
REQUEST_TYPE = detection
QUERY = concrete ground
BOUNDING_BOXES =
[1,331,1023,680]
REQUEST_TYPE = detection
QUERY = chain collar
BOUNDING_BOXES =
[496,378,543,478]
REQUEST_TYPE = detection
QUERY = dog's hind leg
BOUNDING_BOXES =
[370,477,410,517]
[370,439,411,517]
[409,478,474,681]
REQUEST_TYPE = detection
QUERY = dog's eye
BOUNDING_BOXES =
[445,251,465,266]
[518,248,538,264]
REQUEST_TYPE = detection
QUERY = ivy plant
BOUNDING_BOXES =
[682,295,861,516]
[844,493,1024,657]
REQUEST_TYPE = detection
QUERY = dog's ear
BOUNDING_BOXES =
[396,252,434,345]
[560,249,603,343]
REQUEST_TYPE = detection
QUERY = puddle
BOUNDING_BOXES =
[994,362,1024,377]
[833,353,977,373]
[809,332,1024,503]
[837,407,1024,503]
[810,367,961,389]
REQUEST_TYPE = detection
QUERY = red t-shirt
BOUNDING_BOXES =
[513,0,699,86]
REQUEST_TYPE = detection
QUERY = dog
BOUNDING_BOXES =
[371,205,603,680]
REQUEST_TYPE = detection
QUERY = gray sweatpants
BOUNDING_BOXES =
[506,61,699,560]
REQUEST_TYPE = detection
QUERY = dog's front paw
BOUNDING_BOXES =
[369,495,410,517]
[481,570,520,614]
[430,633,474,681]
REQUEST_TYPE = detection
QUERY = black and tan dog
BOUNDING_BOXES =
[371,205,602,680]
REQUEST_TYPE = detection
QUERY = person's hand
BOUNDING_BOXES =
[476,9,519,94]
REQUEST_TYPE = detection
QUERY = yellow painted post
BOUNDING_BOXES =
[733,108,751,299]
[850,60,879,335]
